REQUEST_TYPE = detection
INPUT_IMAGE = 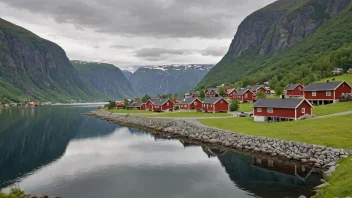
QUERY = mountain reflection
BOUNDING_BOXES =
[0,106,116,188]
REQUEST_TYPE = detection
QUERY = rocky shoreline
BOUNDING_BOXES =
[85,110,350,170]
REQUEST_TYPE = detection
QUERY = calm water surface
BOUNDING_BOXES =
[0,105,321,198]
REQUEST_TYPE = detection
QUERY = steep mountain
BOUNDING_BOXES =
[0,18,106,103]
[71,61,137,99]
[195,0,352,90]
[130,64,214,96]
[122,70,133,80]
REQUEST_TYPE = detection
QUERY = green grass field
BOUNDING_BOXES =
[313,157,352,198]
[313,102,352,116]
[146,112,232,118]
[239,103,253,112]
[319,74,352,85]
[199,114,352,149]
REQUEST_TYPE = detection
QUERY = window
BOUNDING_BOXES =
[167,102,169,106]
[244,94,248,98]
[267,108,273,113]
[256,158,262,164]
[210,105,213,107]
[326,91,331,96]
[302,108,305,114]
[221,100,223,103]
[257,108,262,112]
[229,94,232,97]
[268,160,274,167]
[312,92,316,96]
[194,102,197,105]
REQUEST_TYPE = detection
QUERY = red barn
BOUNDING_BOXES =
[127,102,146,110]
[285,84,305,98]
[303,81,352,105]
[204,88,218,97]
[235,89,255,103]
[227,88,238,100]
[202,97,229,113]
[247,85,270,94]
[145,98,158,111]
[253,98,313,122]
[152,99,174,112]
[179,98,202,111]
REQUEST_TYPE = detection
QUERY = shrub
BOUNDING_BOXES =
[230,100,240,112]
[256,91,267,99]
[174,106,180,110]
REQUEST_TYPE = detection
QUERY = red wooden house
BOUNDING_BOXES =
[302,81,352,105]
[115,101,124,109]
[145,98,158,111]
[247,85,270,94]
[127,102,146,110]
[234,89,255,103]
[152,98,174,112]
[202,97,229,113]
[253,98,313,122]
[226,88,238,100]
[285,84,305,98]
[332,68,344,75]
[173,97,184,106]
[204,88,218,97]
[179,98,202,111]
[192,91,200,98]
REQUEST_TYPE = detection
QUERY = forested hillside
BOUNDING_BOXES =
[195,0,352,90]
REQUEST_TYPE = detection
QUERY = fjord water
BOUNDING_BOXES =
[0,105,321,198]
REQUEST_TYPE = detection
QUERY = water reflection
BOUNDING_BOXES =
[0,106,321,198]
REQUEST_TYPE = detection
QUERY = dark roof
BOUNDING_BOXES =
[128,102,144,108]
[203,97,228,104]
[174,97,185,102]
[153,98,171,105]
[227,88,237,94]
[285,84,301,91]
[302,81,345,91]
[206,88,218,93]
[236,89,252,96]
[246,85,264,91]
[179,98,198,104]
[253,98,312,109]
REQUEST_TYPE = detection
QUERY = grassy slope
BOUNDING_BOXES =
[314,102,352,116]
[319,74,352,85]
[199,114,352,149]
[239,103,253,112]
[313,157,352,198]
[195,2,352,90]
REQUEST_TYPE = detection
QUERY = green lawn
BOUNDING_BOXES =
[106,109,155,114]
[239,103,253,112]
[319,74,352,85]
[313,157,352,198]
[314,102,352,116]
[199,114,352,149]
[146,112,232,118]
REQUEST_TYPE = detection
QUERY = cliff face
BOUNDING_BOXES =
[0,18,105,102]
[129,64,214,96]
[195,0,352,90]
[72,61,137,99]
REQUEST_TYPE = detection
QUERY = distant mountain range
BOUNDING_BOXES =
[0,18,135,103]
[122,70,133,80]
[128,64,214,96]
[71,61,138,99]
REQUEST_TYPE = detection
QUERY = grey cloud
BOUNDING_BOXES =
[134,48,192,59]
[200,46,228,57]
[1,0,276,38]
[109,45,133,49]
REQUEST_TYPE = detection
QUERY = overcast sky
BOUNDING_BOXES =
[0,0,276,71]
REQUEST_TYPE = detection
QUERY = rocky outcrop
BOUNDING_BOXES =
[87,110,351,169]
[228,0,352,57]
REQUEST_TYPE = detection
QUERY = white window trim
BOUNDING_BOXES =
[244,94,248,98]
[302,108,306,114]
[194,102,197,105]
[312,91,316,96]
[257,108,262,112]
[326,91,331,96]
[267,108,273,113]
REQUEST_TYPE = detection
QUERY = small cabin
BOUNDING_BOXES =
[145,98,158,111]
[234,89,255,103]
[246,85,270,94]
[253,97,313,122]
[285,84,305,98]
[152,99,174,112]
[226,88,238,100]
[202,97,229,113]
[332,68,344,75]
[302,81,352,105]
[204,88,218,97]
[127,102,145,110]
[179,98,202,111]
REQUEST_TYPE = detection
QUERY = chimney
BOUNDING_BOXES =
[281,95,285,99]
